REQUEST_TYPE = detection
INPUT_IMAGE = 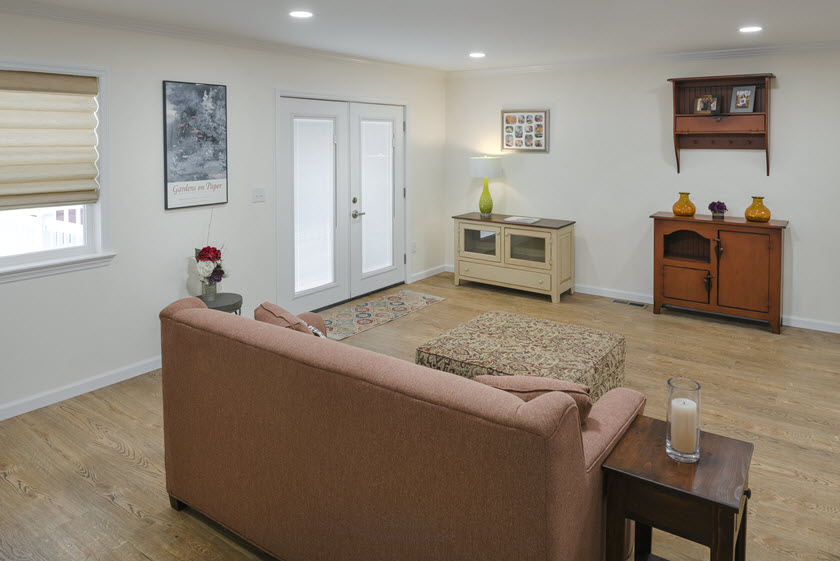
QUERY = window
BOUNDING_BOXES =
[0,67,113,282]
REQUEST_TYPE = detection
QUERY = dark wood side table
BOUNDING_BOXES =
[602,416,753,561]
[197,292,242,315]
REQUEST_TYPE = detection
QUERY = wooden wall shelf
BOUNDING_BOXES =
[668,73,775,175]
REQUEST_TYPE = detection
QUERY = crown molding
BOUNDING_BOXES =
[0,0,444,77]
[448,40,840,78]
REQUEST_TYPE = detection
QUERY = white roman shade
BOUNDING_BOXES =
[0,71,100,210]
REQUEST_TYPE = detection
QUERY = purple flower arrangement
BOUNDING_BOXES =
[708,201,728,216]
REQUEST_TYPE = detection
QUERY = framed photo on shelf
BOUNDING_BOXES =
[692,94,721,115]
[501,110,549,152]
[163,80,228,210]
[730,85,756,113]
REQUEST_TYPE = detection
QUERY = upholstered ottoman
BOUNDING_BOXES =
[415,311,625,400]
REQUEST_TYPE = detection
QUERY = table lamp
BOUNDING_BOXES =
[469,156,502,218]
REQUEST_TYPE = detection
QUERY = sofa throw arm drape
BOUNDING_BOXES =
[0,70,100,210]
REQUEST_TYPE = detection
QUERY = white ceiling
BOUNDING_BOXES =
[5,0,840,71]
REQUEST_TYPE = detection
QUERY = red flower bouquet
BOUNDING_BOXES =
[194,245,227,285]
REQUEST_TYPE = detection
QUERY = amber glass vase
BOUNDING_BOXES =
[745,196,771,222]
[672,192,696,217]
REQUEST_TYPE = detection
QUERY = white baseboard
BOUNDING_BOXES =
[0,356,161,422]
[408,264,448,283]
[446,271,839,334]
[443,264,455,273]
[573,284,654,305]
[781,315,840,334]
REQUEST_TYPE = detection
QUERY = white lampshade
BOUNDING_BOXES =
[469,156,502,179]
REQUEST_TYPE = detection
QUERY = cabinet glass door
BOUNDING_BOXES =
[505,228,551,269]
[459,224,501,262]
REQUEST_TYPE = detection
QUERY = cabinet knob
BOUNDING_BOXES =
[464,267,470,272]
[538,280,543,285]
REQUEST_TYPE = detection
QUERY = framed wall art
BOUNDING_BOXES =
[163,81,228,209]
[501,110,549,152]
[730,85,756,113]
[692,94,721,115]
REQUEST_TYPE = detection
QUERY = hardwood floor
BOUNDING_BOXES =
[1,273,838,560]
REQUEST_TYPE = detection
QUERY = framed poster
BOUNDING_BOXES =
[163,81,228,209]
[501,110,549,152]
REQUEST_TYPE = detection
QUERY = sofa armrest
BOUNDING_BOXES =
[160,297,207,320]
[298,312,326,334]
[580,388,645,472]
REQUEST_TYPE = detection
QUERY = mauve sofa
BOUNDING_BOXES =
[160,297,645,561]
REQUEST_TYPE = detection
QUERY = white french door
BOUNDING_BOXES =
[276,97,405,313]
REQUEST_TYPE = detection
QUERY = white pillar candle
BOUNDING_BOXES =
[670,397,698,453]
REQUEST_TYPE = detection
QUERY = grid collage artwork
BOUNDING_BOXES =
[502,110,548,152]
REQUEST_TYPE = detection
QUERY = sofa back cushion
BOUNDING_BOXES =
[474,375,593,423]
[255,302,312,335]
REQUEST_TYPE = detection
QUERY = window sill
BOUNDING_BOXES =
[0,251,116,284]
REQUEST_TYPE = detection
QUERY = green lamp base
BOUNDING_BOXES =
[479,177,493,218]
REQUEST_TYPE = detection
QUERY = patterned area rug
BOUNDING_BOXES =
[322,290,444,340]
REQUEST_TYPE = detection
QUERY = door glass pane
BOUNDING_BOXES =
[463,229,497,255]
[360,120,393,273]
[509,234,546,263]
[294,118,334,293]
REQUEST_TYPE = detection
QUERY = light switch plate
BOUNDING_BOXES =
[251,187,266,203]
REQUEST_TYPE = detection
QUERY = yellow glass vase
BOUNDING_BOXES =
[672,192,696,217]
[745,196,771,222]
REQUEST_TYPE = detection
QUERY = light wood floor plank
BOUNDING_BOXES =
[0,273,837,560]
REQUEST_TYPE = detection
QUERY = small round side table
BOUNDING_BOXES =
[197,292,243,315]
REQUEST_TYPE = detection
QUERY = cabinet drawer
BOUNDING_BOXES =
[675,114,765,133]
[663,265,709,304]
[460,261,551,291]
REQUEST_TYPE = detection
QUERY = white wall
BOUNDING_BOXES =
[444,50,840,332]
[0,13,446,415]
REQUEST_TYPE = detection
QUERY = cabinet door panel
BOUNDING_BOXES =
[663,266,709,304]
[458,223,501,262]
[717,231,770,312]
[504,227,551,270]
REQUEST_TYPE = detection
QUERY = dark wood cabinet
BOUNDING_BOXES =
[652,212,788,333]
[668,74,775,175]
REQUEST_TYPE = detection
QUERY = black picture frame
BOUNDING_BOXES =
[163,80,228,210]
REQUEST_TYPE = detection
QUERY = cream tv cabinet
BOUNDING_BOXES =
[453,213,575,303]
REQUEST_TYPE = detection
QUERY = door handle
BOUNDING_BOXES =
[704,272,715,293]
[351,210,366,219]
[714,238,724,260]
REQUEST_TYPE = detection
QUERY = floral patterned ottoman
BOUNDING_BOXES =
[415,311,625,401]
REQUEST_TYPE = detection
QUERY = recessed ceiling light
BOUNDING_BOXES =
[289,10,313,18]
[739,26,762,33]
[469,52,486,58]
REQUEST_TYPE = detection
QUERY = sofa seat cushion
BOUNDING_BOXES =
[474,375,593,422]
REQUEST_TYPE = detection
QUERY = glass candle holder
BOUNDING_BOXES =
[666,377,701,463]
